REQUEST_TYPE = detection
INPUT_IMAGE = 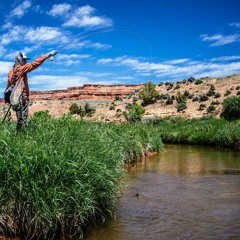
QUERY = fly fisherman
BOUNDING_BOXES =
[5,50,58,132]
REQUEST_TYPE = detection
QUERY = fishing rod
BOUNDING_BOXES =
[1,104,12,124]
[58,27,152,54]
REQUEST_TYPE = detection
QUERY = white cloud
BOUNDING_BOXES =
[0,25,68,46]
[200,34,240,46]
[10,0,32,18]
[56,53,90,66]
[63,5,113,28]
[47,3,71,17]
[0,25,28,45]
[164,58,190,64]
[229,22,240,27]
[0,61,13,77]
[210,55,240,61]
[2,22,13,30]
[25,26,63,42]
[29,74,120,90]
[98,56,240,80]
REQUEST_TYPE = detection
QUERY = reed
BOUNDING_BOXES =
[0,115,163,239]
[153,116,240,149]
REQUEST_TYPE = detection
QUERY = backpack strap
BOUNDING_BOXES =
[12,66,19,86]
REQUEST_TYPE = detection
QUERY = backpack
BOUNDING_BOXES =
[4,70,18,104]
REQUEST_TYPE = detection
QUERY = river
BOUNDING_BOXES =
[83,144,240,240]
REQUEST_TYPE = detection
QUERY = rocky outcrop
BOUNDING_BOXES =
[29,84,144,101]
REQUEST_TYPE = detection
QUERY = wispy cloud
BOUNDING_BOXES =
[164,58,190,65]
[47,4,113,28]
[98,56,240,80]
[56,53,91,66]
[0,25,68,47]
[0,61,13,78]
[9,0,32,18]
[47,3,72,17]
[62,5,113,28]
[200,34,240,46]
[210,55,240,61]
[29,74,120,90]
[229,22,240,27]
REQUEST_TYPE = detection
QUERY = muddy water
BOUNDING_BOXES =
[83,144,240,240]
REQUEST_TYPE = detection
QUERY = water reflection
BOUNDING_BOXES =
[83,145,240,240]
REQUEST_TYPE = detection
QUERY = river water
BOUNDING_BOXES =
[83,144,240,240]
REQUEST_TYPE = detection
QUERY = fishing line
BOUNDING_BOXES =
[58,27,152,56]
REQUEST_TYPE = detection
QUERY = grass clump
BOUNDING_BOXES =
[153,117,240,149]
[0,116,163,239]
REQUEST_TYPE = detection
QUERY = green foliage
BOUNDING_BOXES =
[221,96,240,121]
[154,117,240,149]
[0,119,163,239]
[69,103,80,115]
[199,103,206,110]
[207,84,216,96]
[214,92,221,98]
[187,77,195,83]
[123,104,145,122]
[192,96,199,102]
[176,103,187,112]
[195,79,203,85]
[199,94,209,102]
[139,81,159,106]
[224,89,231,96]
[166,97,173,105]
[207,104,216,113]
[33,110,51,119]
[174,84,181,90]
[176,91,187,104]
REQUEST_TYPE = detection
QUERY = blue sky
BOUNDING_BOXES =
[0,0,240,96]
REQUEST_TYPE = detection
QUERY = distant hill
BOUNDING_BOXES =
[1,74,240,121]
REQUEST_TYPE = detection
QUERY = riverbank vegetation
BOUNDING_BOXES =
[0,114,163,240]
[151,116,240,149]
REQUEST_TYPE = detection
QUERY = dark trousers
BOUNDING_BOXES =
[12,96,29,131]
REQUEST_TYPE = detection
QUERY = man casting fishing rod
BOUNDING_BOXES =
[4,50,58,132]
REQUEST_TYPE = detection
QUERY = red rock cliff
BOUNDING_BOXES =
[30,84,144,100]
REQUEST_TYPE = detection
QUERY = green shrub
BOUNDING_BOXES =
[221,96,240,121]
[207,104,216,113]
[176,103,187,112]
[187,77,195,83]
[206,84,216,96]
[199,94,209,102]
[123,104,145,122]
[139,81,159,106]
[166,97,173,105]
[224,89,231,96]
[192,96,199,102]
[174,84,181,90]
[199,103,206,110]
[32,110,52,120]
[176,91,187,104]
[69,103,80,115]
[195,79,203,85]
[214,92,221,98]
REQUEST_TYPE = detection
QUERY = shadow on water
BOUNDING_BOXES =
[82,144,240,240]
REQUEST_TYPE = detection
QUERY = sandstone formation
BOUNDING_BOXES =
[29,84,144,101]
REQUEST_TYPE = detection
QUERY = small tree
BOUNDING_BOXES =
[139,81,159,106]
[123,104,145,123]
[69,103,80,115]
[221,96,240,121]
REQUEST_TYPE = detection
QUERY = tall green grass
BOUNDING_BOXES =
[0,115,163,239]
[152,116,240,149]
